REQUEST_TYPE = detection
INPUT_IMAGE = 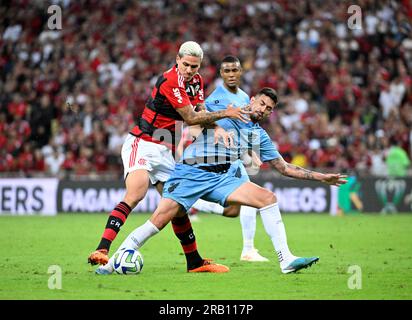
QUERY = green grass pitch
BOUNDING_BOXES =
[0,213,411,300]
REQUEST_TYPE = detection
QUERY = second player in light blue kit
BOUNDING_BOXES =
[97,86,347,274]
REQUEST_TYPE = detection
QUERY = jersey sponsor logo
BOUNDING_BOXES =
[172,88,183,103]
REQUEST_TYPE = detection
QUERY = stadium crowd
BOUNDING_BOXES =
[0,0,411,179]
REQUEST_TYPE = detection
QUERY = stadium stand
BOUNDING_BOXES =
[0,0,411,179]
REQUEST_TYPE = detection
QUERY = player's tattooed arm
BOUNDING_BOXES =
[194,103,217,129]
[269,156,348,186]
[176,104,250,126]
[178,104,234,147]
[270,157,318,180]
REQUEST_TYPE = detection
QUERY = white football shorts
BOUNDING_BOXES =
[121,134,175,184]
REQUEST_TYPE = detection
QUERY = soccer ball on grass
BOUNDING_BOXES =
[113,248,144,275]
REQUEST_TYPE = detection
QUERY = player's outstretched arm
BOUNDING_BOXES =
[269,156,347,187]
[178,104,235,147]
[193,103,217,129]
[176,104,250,126]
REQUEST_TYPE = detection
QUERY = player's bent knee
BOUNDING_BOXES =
[260,190,277,207]
[223,205,240,217]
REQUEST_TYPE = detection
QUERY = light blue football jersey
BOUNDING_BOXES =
[180,85,280,165]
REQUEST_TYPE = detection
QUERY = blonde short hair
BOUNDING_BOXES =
[178,41,203,60]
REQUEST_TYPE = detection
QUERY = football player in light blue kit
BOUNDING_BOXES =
[188,55,269,262]
[98,86,347,274]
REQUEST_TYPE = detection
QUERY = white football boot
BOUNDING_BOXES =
[240,248,269,262]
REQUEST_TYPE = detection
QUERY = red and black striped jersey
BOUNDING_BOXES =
[130,65,204,150]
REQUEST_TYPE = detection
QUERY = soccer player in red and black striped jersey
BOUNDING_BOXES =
[88,41,250,273]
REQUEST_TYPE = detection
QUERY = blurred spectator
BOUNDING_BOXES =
[18,142,34,174]
[33,149,46,174]
[45,147,65,177]
[386,139,411,177]
[369,147,388,177]
[379,83,398,119]
[74,146,93,176]
[29,95,55,139]
[291,151,308,168]
[61,150,76,178]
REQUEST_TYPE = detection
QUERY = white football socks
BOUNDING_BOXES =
[259,203,296,268]
[119,220,159,250]
[191,199,224,215]
[240,205,257,253]
[104,220,159,272]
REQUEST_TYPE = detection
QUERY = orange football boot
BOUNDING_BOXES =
[188,259,230,273]
[88,249,109,265]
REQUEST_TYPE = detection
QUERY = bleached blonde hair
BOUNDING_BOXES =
[178,41,203,60]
